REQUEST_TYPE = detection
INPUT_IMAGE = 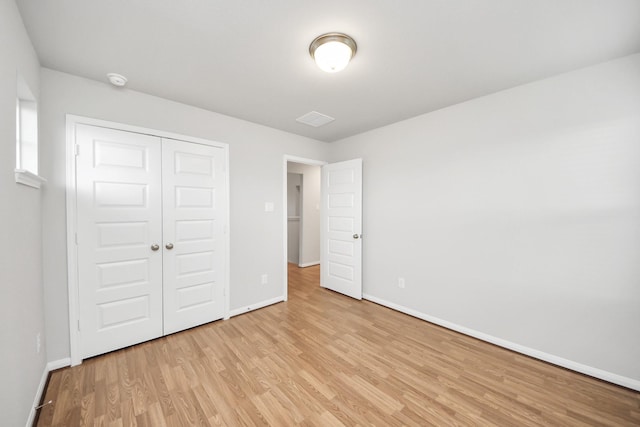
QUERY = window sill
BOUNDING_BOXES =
[15,169,47,189]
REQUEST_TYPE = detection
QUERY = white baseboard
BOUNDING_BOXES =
[363,293,640,392]
[298,261,320,268]
[25,358,71,427]
[47,357,71,371]
[228,296,284,318]
[26,363,49,427]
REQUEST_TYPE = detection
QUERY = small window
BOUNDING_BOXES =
[15,73,45,188]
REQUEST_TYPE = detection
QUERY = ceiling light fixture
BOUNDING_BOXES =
[107,73,127,87]
[309,33,357,73]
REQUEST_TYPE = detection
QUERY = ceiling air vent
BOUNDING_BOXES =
[296,111,335,127]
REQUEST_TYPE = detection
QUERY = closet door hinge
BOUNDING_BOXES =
[74,144,80,156]
[77,320,80,331]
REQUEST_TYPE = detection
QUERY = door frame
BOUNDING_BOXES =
[282,155,327,302]
[66,115,231,366]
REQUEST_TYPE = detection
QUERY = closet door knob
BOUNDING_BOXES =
[165,243,174,250]
[151,244,160,251]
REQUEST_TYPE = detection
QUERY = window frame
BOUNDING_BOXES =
[15,73,45,189]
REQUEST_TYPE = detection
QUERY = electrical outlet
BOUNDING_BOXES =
[261,274,268,285]
[36,333,41,353]
[398,277,405,289]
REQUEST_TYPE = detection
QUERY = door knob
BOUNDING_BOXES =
[353,234,361,239]
[151,244,160,251]
[165,243,174,250]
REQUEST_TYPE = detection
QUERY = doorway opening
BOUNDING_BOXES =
[282,156,325,301]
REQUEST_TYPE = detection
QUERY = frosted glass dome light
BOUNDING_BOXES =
[309,33,357,73]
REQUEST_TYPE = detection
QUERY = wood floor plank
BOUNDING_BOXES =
[37,264,640,426]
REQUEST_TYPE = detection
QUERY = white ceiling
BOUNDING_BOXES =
[16,0,640,142]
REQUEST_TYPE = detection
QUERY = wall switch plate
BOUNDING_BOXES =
[261,274,268,285]
[265,202,274,212]
[398,278,405,289]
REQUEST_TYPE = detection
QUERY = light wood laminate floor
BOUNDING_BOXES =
[37,264,640,426]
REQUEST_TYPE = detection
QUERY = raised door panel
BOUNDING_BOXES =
[162,139,226,334]
[76,124,163,359]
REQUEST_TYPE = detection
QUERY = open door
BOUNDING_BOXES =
[320,159,362,299]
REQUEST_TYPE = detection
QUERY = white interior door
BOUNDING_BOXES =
[76,124,163,359]
[162,139,226,334]
[320,159,363,299]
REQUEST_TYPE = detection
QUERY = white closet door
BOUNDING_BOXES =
[161,138,226,334]
[76,124,163,359]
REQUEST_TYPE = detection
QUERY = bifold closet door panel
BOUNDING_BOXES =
[75,124,164,359]
[161,138,226,334]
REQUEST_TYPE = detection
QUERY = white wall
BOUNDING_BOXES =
[287,172,301,264]
[288,163,321,266]
[39,68,329,361]
[0,0,47,425]
[330,54,640,386]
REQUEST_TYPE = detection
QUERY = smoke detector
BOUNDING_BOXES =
[107,73,127,87]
